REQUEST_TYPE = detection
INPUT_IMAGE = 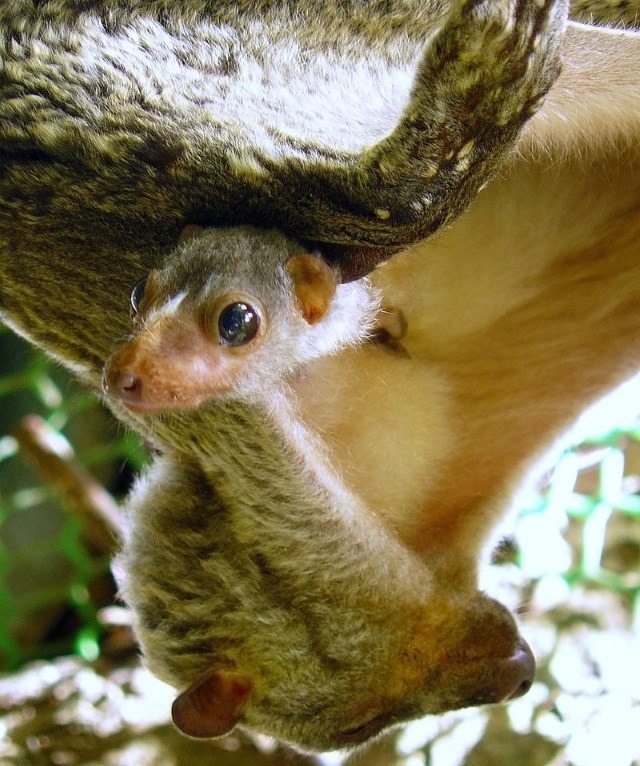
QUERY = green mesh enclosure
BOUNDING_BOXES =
[519,419,640,605]
[0,330,146,671]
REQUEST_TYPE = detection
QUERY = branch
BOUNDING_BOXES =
[13,415,124,555]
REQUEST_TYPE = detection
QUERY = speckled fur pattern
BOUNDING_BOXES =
[1,0,566,279]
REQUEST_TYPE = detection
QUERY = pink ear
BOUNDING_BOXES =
[171,669,253,739]
[178,224,205,245]
[286,253,337,324]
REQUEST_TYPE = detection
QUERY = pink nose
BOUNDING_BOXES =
[103,367,143,403]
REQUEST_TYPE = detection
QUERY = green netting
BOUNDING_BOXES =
[520,420,640,609]
[0,330,147,671]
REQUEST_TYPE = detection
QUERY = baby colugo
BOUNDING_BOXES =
[103,224,386,411]
[105,225,534,751]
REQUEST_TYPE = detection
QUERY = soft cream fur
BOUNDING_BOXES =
[294,21,640,573]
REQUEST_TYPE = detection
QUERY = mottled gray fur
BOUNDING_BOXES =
[1,0,567,323]
[116,401,532,751]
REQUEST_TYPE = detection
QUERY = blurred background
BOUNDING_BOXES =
[0,328,638,766]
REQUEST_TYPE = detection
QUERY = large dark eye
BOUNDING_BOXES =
[130,277,148,316]
[218,302,260,346]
